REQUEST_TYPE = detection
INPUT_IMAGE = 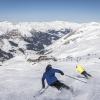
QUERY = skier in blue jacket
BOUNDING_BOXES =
[42,64,71,91]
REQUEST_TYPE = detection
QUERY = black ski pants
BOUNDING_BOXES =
[50,80,70,90]
[81,71,92,79]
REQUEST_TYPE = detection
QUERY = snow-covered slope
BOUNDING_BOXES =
[45,22,100,61]
[0,21,100,100]
[0,55,100,100]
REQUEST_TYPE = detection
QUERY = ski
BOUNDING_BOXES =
[76,75,93,80]
[76,75,86,78]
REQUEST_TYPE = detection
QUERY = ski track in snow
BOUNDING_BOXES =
[0,56,100,100]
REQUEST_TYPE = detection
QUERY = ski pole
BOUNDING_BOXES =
[33,88,44,99]
[65,74,87,83]
[33,86,49,98]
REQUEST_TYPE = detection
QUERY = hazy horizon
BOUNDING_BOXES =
[0,0,100,23]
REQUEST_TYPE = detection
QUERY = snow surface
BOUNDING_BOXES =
[0,55,100,100]
[0,21,100,100]
[46,22,100,59]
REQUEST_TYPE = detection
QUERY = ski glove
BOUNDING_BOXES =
[42,84,45,88]
[61,72,64,75]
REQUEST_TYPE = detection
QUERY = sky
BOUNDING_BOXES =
[0,0,100,23]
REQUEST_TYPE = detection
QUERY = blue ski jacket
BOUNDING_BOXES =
[42,67,64,88]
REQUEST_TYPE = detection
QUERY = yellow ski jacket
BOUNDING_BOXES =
[76,64,85,74]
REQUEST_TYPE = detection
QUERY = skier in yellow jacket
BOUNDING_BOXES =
[76,64,92,79]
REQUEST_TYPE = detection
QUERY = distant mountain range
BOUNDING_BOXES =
[0,21,100,62]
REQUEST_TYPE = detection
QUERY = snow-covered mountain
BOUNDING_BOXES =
[0,21,80,35]
[0,21,100,63]
[45,22,100,62]
[0,21,100,100]
[0,21,80,62]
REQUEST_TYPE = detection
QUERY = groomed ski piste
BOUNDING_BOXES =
[0,55,100,100]
[0,22,100,100]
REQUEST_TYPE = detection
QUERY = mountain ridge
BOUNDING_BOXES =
[0,21,100,62]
